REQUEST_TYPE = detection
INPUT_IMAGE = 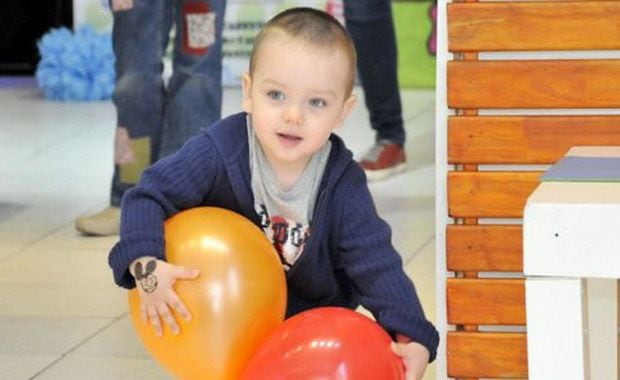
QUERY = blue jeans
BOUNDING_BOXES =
[344,0,405,147]
[110,0,225,206]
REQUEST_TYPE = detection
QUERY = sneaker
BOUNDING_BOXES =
[75,206,121,236]
[359,140,407,181]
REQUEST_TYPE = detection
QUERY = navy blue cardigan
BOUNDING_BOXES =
[109,112,439,360]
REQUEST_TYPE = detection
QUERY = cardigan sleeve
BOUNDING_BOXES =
[108,131,221,289]
[335,166,439,362]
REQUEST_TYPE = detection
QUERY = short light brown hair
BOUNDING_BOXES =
[249,7,357,96]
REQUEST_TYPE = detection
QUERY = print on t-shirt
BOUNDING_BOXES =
[257,204,309,270]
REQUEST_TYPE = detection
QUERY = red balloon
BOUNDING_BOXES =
[241,307,405,380]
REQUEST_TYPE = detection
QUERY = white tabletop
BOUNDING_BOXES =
[566,145,620,157]
[524,146,620,278]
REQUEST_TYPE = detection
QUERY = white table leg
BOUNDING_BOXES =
[585,278,617,380]
[526,277,586,380]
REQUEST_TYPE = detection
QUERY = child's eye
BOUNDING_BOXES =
[267,90,285,101]
[309,98,327,108]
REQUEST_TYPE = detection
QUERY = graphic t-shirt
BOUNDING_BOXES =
[247,118,331,270]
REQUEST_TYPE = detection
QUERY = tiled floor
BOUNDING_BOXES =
[0,82,436,379]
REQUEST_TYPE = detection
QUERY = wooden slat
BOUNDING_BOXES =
[521,0,620,1]
[448,2,620,52]
[447,224,523,272]
[448,60,620,109]
[448,332,528,378]
[448,115,620,164]
[448,171,541,218]
[447,278,525,325]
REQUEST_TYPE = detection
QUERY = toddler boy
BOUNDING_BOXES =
[109,7,438,379]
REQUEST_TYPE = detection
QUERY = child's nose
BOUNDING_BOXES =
[285,104,304,126]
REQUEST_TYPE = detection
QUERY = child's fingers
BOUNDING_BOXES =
[174,265,200,280]
[147,306,163,336]
[157,303,180,335]
[391,342,405,356]
[167,292,192,322]
[139,302,148,324]
[390,343,417,380]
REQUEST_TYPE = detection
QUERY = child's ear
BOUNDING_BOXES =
[242,73,253,113]
[336,94,357,128]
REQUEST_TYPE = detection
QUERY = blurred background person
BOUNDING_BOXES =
[75,0,226,236]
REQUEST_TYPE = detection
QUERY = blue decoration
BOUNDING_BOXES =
[36,26,115,101]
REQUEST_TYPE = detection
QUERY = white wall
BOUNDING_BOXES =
[434,1,449,378]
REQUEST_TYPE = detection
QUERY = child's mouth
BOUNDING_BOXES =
[277,133,302,146]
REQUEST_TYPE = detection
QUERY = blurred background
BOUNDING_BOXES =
[0,1,438,379]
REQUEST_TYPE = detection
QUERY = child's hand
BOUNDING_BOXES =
[390,334,430,380]
[130,256,200,336]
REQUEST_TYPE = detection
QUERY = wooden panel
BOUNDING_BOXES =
[448,171,541,218]
[448,115,620,164]
[447,278,525,325]
[448,2,620,52]
[447,224,523,271]
[448,332,528,378]
[448,60,620,109]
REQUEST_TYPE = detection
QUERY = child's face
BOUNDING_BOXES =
[242,32,357,171]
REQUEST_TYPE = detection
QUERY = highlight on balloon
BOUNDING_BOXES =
[127,207,407,380]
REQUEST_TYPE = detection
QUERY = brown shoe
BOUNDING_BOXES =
[75,206,120,236]
[359,140,407,181]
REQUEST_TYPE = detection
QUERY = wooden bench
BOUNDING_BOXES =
[440,1,620,378]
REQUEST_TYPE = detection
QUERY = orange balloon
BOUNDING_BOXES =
[128,207,287,380]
